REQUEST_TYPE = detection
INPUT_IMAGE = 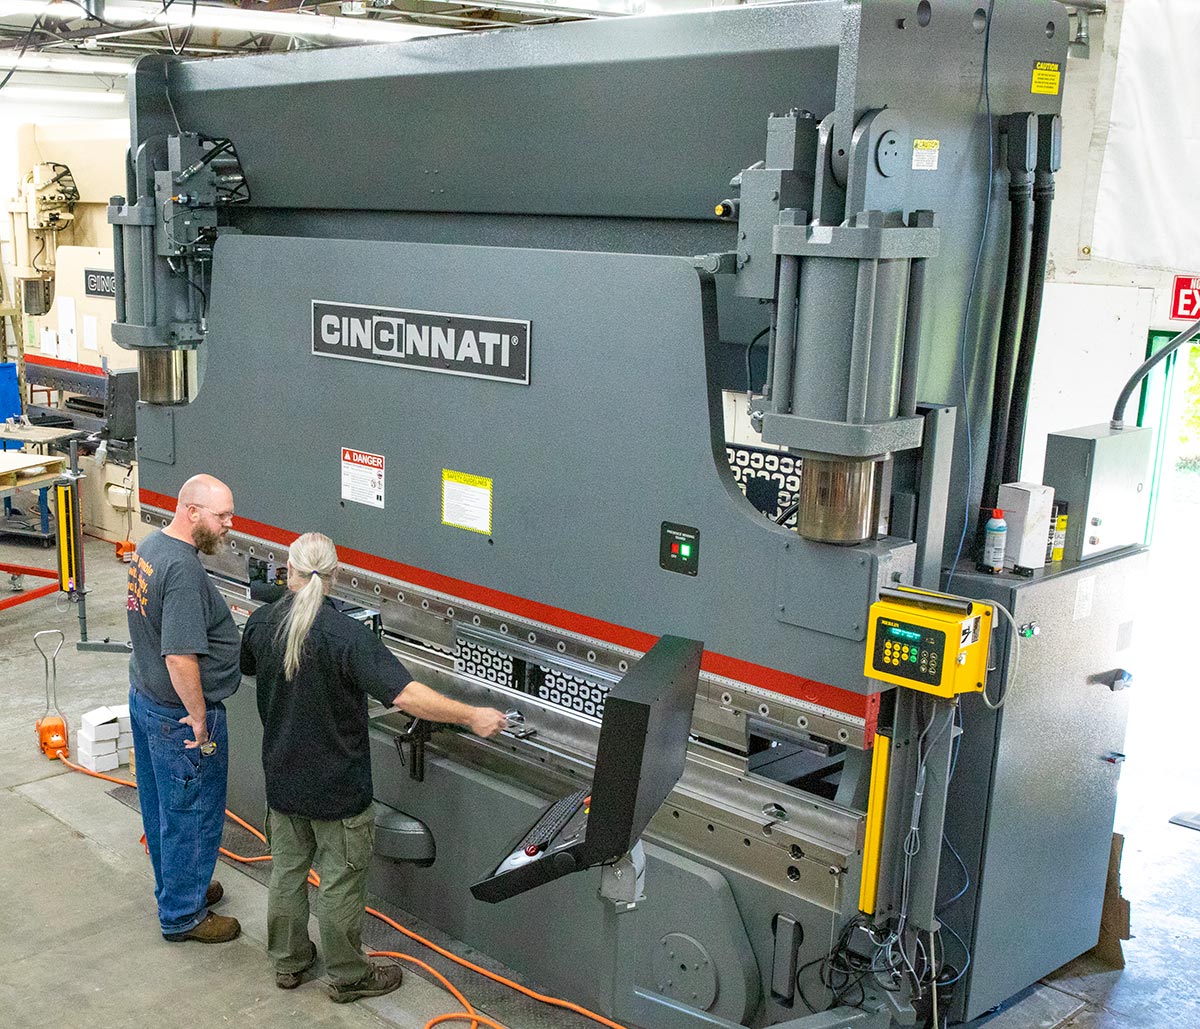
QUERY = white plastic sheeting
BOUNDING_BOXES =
[1092,0,1200,271]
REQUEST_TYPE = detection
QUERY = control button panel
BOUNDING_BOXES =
[659,521,700,576]
[871,619,945,688]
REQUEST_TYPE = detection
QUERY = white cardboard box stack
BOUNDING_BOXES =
[78,705,133,773]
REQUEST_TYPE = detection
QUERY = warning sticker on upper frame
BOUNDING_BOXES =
[442,469,492,536]
[342,447,385,509]
[912,139,940,171]
[1031,61,1061,95]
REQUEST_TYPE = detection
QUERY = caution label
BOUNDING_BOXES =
[341,447,385,509]
[442,469,492,536]
[1031,60,1061,96]
[912,139,940,171]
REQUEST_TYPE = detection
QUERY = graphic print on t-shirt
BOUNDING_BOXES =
[128,554,154,616]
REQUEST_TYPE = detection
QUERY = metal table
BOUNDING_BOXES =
[0,426,81,543]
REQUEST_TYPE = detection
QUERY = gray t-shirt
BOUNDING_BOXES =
[127,529,241,708]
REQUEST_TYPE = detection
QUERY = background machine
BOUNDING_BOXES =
[110,3,1143,1027]
[4,122,145,547]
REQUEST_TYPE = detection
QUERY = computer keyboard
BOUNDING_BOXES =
[517,789,589,852]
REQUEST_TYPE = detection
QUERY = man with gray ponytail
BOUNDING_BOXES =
[240,532,509,1002]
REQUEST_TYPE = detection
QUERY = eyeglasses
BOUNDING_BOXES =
[189,503,235,524]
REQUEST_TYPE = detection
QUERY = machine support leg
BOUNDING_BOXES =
[56,442,131,654]
[874,692,958,933]
[603,845,748,1029]
[906,698,957,930]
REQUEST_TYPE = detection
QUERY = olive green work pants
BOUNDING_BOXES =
[266,805,376,986]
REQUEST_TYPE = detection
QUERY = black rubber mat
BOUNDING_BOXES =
[107,785,599,1029]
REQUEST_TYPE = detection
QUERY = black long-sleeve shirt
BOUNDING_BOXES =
[240,597,411,820]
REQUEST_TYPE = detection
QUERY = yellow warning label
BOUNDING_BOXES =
[912,139,940,171]
[1031,60,1061,96]
[442,469,493,536]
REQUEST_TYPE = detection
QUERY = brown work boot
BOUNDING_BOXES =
[163,912,241,943]
[205,880,224,906]
[328,962,404,1003]
[276,942,318,990]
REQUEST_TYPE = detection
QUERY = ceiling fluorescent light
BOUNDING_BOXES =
[325,16,455,42]
[2,85,126,104]
[101,3,459,42]
[0,53,134,75]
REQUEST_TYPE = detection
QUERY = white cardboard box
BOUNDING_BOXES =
[117,731,133,750]
[81,706,121,741]
[78,750,120,773]
[78,720,120,743]
[111,703,132,733]
[81,705,115,729]
[77,734,118,758]
[998,482,1056,573]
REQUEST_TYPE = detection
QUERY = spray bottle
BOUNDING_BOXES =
[980,508,1007,574]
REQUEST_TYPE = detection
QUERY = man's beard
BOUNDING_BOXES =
[194,525,222,555]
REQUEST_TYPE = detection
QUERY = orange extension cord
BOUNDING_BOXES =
[56,751,628,1029]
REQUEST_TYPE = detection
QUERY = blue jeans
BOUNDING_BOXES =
[129,687,229,935]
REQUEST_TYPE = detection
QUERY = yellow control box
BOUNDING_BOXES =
[863,588,993,698]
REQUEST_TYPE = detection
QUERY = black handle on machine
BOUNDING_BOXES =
[394,718,432,782]
[1088,668,1133,693]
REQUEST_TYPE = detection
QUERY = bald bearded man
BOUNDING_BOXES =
[127,474,243,943]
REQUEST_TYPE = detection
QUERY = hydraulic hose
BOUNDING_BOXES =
[1003,115,1062,484]
[978,115,1036,551]
[978,191,1031,512]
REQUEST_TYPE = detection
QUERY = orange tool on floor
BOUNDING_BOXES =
[34,629,69,760]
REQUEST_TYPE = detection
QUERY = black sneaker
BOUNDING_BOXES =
[276,942,318,990]
[328,963,404,1003]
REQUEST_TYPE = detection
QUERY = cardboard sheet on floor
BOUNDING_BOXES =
[973,983,1086,1029]
[1089,832,1132,970]
[1169,811,1200,831]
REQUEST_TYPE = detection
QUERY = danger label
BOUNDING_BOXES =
[1031,60,1061,96]
[1170,275,1200,320]
[912,139,940,171]
[341,447,385,509]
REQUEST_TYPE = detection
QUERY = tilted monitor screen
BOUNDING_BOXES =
[470,634,703,903]
[581,635,703,863]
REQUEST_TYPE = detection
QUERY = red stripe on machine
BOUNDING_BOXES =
[25,354,108,377]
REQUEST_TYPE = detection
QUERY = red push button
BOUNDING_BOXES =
[524,844,540,857]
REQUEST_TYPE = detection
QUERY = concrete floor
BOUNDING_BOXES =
[0,535,522,1029]
[1,484,1197,1029]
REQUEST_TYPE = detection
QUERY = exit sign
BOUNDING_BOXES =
[1170,275,1200,320]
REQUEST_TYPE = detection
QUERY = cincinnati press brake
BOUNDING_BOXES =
[108,3,1147,1028]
